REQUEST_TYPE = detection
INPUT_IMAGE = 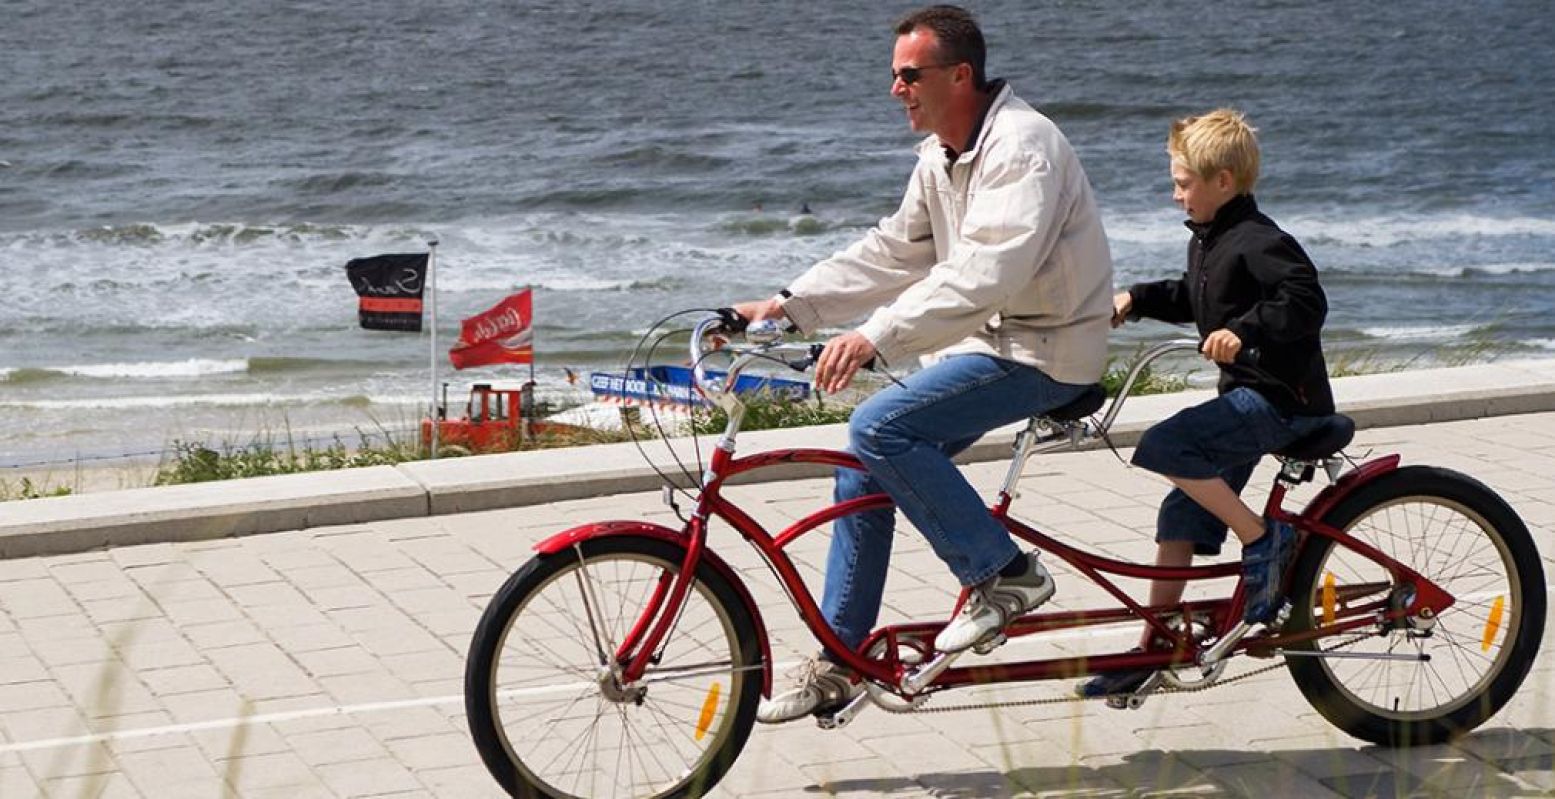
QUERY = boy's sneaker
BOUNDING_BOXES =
[934,552,1056,654]
[755,656,862,724]
[1242,518,1297,624]
[1074,648,1155,701]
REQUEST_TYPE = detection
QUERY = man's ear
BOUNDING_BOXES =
[1214,169,1238,193]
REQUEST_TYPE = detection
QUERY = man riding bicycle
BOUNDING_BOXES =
[734,4,1114,723]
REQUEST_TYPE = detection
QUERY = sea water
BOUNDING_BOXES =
[3,1,1553,466]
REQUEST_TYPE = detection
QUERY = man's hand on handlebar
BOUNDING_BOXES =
[732,299,786,325]
[1201,328,1243,364]
[814,330,877,394]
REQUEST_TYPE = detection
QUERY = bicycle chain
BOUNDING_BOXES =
[883,633,1372,715]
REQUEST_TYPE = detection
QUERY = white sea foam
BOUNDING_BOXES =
[1103,210,1555,250]
[1359,324,1481,341]
[55,358,250,379]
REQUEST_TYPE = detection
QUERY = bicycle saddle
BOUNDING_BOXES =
[1046,384,1106,421]
[1273,414,1355,460]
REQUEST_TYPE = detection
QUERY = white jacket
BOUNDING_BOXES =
[781,84,1114,386]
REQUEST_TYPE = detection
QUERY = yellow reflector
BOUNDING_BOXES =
[1322,572,1336,626]
[1482,595,1506,652]
[694,682,722,741]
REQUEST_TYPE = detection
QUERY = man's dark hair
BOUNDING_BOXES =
[894,5,987,90]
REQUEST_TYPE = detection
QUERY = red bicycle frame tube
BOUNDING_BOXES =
[543,441,1448,695]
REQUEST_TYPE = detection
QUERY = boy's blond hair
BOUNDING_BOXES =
[1168,108,1260,194]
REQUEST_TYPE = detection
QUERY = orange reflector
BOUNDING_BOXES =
[1322,572,1337,626]
[1482,596,1505,652]
[694,682,722,741]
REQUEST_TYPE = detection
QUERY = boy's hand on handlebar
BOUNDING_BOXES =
[814,331,876,394]
[1201,328,1243,364]
[1111,292,1133,328]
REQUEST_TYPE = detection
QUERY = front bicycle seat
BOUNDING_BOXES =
[1045,384,1106,421]
[1273,414,1355,460]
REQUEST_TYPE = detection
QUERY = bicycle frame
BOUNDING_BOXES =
[536,322,1458,699]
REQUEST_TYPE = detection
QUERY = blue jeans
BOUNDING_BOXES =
[1133,387,1330,556]
[821,354,1090,652]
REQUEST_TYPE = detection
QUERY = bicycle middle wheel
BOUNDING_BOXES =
[466,535,763,798]
[1285,465,1546,746]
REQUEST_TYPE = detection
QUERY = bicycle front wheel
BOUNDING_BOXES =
[1285,465,1546,746]
[465,536,762,798]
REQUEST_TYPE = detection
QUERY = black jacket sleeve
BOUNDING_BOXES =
[1128,275,1194,325]
[1222,233,1326,348]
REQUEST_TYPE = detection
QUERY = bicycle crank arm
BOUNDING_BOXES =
[815,690,872,730]
[900,649,965,694]
[1274,649,1431,662]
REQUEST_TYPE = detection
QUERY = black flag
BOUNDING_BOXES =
[346,253,428,332]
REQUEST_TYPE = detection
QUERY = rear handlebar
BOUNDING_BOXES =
[693,310,1251,444]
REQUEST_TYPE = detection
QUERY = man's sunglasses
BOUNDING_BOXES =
[892,63,957,85]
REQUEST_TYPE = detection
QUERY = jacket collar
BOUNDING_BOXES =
[1185,193,1259,243]
[916,80,1011,164]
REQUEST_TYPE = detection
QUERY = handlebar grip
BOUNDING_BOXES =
[1233,346,1262,368]
[714,307,749,334]
[797,343,875,372]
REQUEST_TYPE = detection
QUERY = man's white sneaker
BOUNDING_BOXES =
[934,553,1055,654]
[755,657,862,724]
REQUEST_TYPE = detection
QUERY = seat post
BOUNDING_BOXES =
[997,418,1043,501]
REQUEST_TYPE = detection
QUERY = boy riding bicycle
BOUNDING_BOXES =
[1079,108,1334,700]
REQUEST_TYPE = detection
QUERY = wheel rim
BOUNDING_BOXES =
[1310,495,1522,721]
[487,551,747,798]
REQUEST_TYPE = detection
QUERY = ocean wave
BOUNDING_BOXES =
[0,367,60,385]
[1358,324,1485,342]
[56,358,250,380]
[718,214,831,237]
[1103,210,1555,250]
[0,392,421,411]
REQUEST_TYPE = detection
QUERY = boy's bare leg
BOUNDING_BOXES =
[1139,541,1195,648]
[1166,476,1264,545]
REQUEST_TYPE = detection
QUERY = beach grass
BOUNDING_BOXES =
[0,476,74,500]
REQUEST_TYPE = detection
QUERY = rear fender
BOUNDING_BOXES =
[536,521,773,696]
[1300,455,1401,524]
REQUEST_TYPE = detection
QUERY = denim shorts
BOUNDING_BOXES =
[1131,387,1328,556]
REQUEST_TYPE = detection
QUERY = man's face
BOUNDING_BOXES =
[1171,160,1237,224]
[891,28,957,136]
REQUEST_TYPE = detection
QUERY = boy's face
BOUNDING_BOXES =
[1170,160,1238,224]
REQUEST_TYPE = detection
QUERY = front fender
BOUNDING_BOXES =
[535,521,774,696]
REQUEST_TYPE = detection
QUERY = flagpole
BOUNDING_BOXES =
[428,239,440,460]
[527,283,535,386]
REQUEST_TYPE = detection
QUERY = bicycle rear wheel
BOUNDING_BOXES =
[1285,466,1546,746]
[465,536,762,798]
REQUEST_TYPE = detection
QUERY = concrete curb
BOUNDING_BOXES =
[4,358,1555,559]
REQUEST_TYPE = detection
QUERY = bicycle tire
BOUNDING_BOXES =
[1284,465,1545,746]
[465,536,762,798]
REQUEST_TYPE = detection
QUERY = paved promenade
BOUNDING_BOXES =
[2,410,1554,797]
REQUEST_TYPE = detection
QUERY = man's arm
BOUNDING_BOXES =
[853,147,1066,366]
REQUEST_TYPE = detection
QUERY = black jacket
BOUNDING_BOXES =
[1129,194,1334,415]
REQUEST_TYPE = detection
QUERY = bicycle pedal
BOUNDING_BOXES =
[972,633,1008,655]
[1103,672,1163,711]
[814,691,870,730]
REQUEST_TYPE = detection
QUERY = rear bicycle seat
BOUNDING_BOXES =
[1273,414,1355,460]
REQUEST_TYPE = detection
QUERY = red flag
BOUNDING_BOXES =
[449,289,534,369]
